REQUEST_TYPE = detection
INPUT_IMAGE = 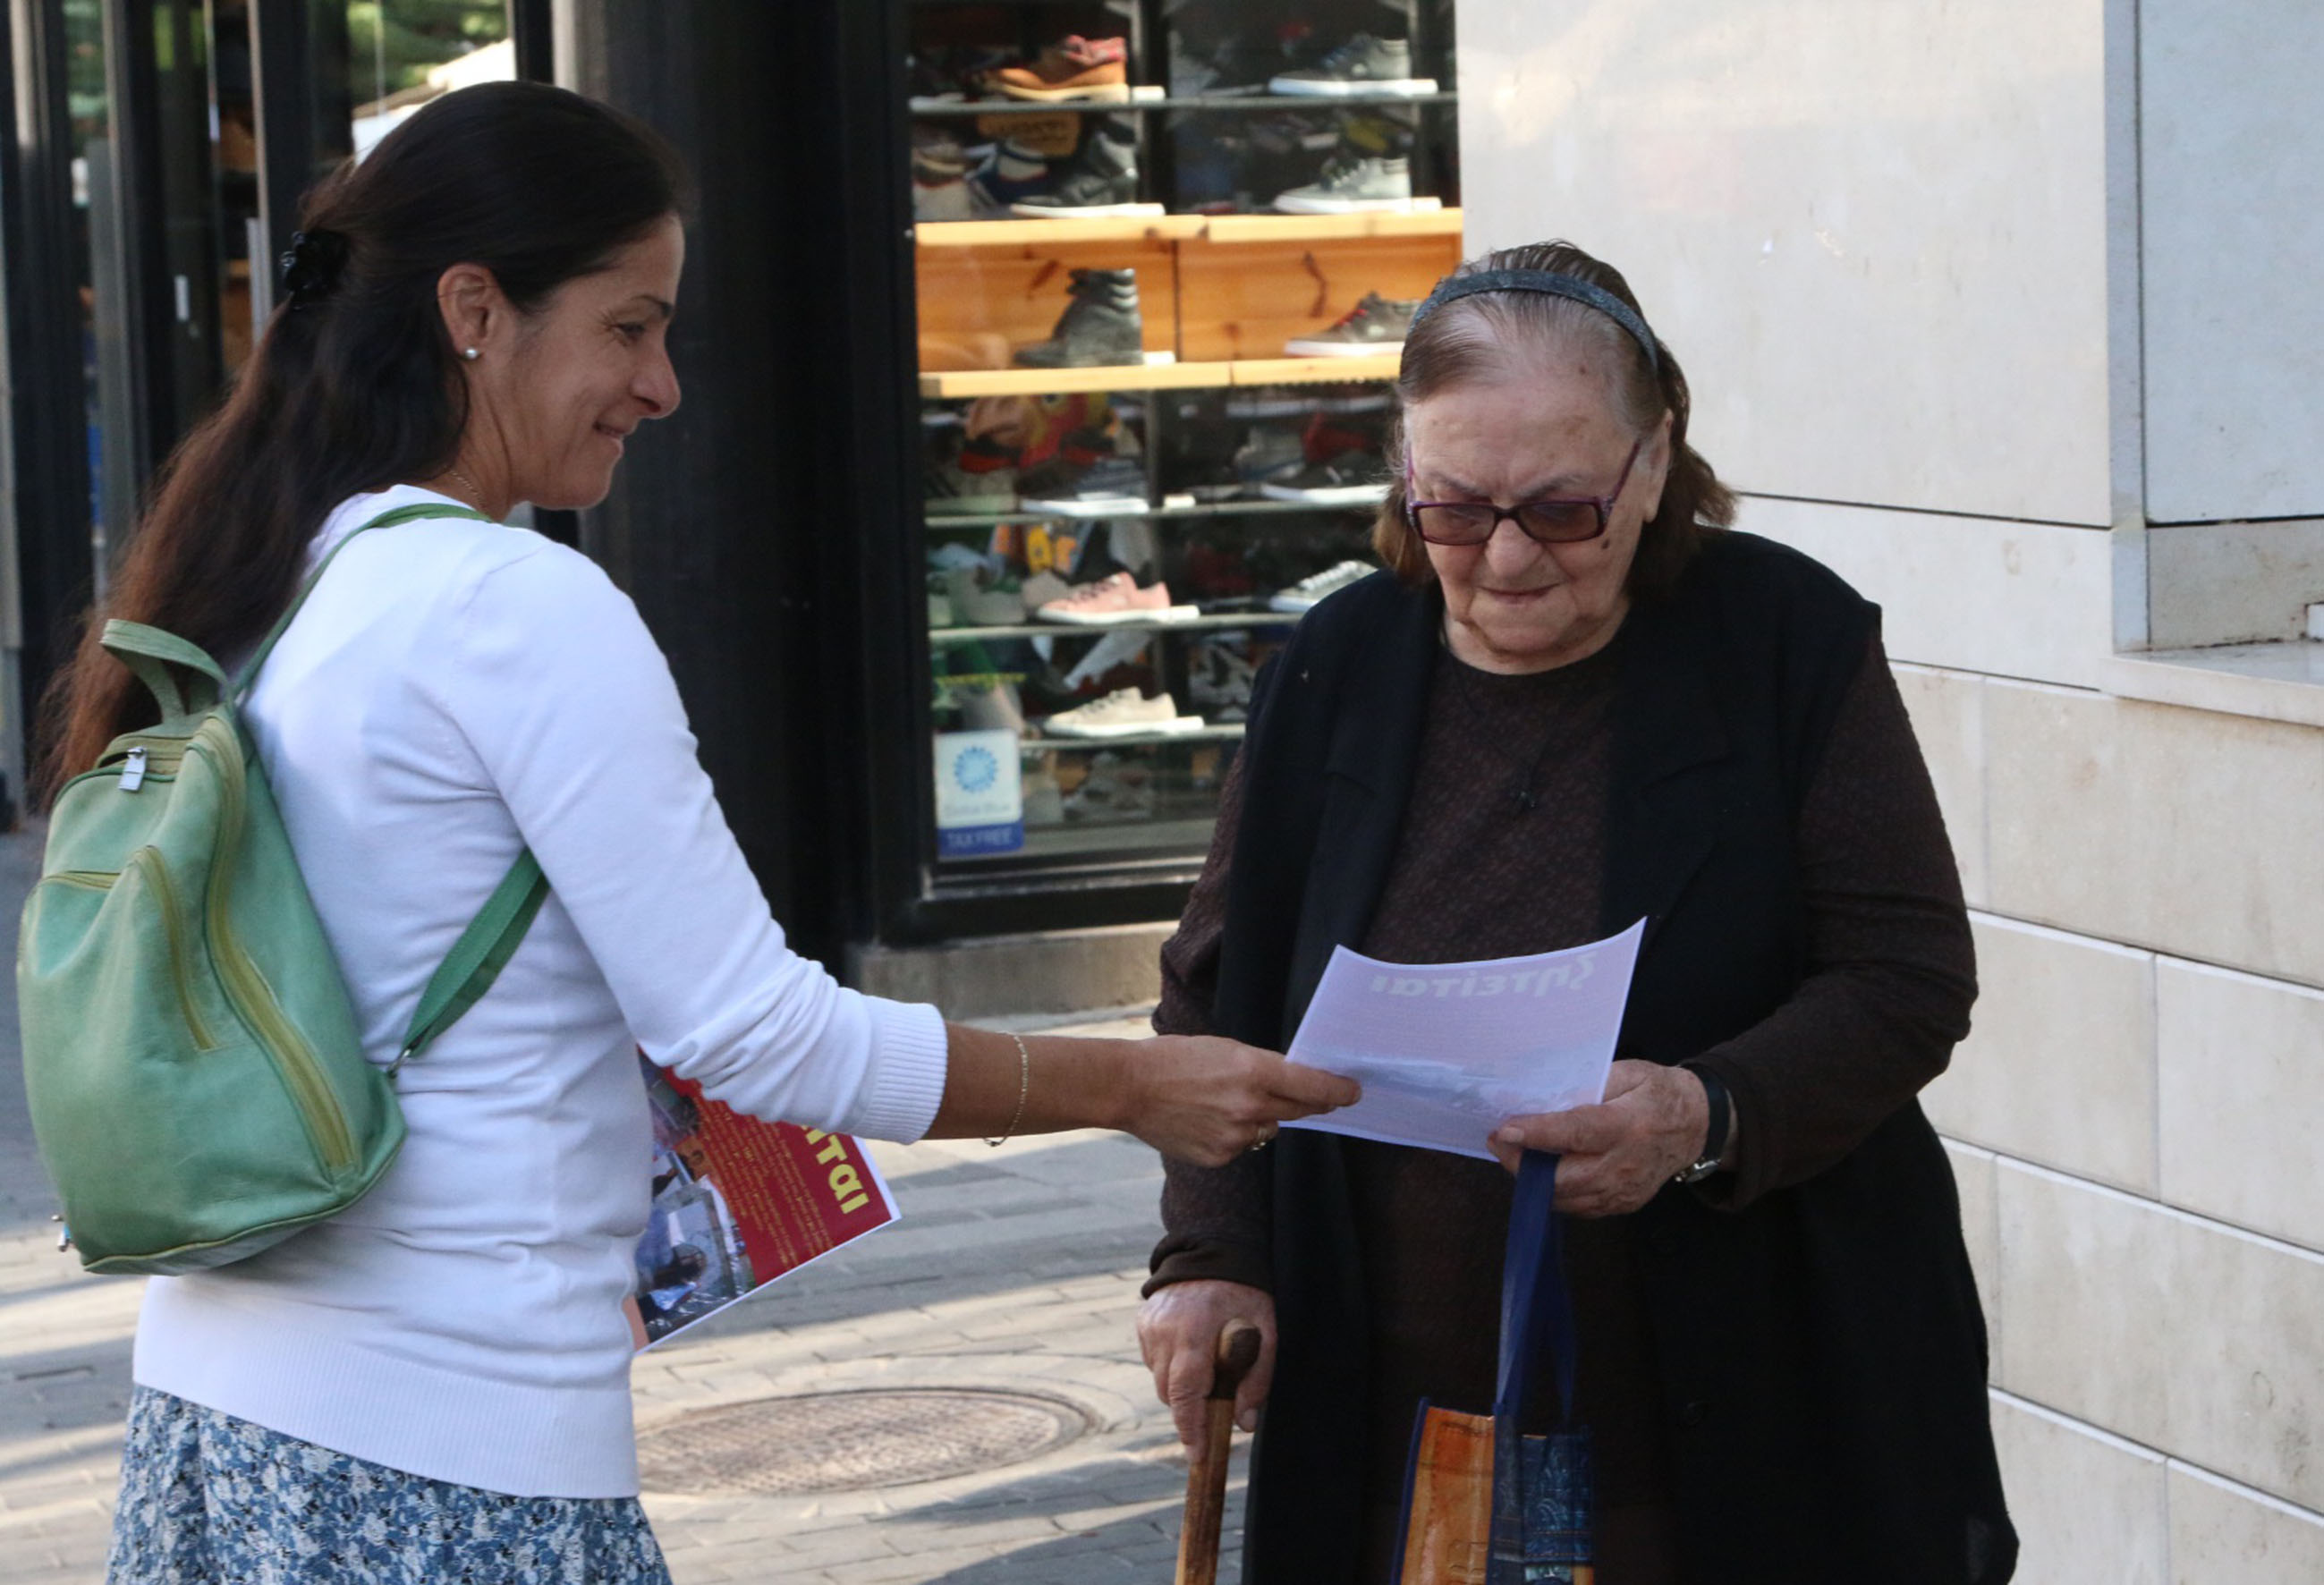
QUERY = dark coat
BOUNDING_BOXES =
[1212,533,2014,1584]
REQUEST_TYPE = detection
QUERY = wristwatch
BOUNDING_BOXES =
[1674,1065,1733,1185]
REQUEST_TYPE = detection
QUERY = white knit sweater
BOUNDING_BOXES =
[131,486,950,1497]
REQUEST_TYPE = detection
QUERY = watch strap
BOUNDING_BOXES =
[1675,1064,1732,1184]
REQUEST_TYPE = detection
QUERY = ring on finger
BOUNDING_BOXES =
[1248,1124,1278,1153]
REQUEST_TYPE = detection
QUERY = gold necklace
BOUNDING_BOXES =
[444,465,486,509]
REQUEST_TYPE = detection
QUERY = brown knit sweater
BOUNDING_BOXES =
[1149,633,1973,1583]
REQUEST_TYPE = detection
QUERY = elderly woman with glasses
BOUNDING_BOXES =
[1135,242,2014,1584]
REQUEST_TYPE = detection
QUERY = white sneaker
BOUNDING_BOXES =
[1044,687,1205,739]
[1268,559,1375,613]
[1064,752,1155,821]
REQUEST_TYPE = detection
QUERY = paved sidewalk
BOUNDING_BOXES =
[0,819,1241,1583]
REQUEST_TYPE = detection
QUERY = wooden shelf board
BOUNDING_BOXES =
[1200,207,1458,243]
[920,354,1397,398]
[1228,354,1402,386]
[916,215,1207,248]
[920,360,1223,398]
[916,208,1460,251]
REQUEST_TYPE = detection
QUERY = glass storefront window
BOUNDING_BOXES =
[349,1,513,155]
[906,1,1460,877]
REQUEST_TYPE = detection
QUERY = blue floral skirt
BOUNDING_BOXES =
[107,1386,673,1585]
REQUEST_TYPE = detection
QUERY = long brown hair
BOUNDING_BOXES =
[39,81,686,800]
[1372,240,1735,597]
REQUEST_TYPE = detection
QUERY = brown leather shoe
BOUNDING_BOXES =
[994,36,1130,102]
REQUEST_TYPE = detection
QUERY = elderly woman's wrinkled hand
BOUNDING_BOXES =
[1489,1059,1710,1216]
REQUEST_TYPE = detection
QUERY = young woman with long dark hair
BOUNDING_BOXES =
[55,82,1352,1584]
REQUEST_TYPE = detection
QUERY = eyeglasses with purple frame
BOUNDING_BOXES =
[1403,437,1643,547]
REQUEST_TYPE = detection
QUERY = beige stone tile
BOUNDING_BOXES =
[2167,1462,2324,1584]
[1924,916,2157,1193]
[1989,1394,2167,1585]
[2158,960,2324,1253]
[1747,500,2114,688]
[1984,682,2324,988]
[2159,1215,2324,1512]
[1895,665,1988,907]
[1945,1142,2001,1369]
[1994,1164,2172,1450]
[2000,1162,2324,1512]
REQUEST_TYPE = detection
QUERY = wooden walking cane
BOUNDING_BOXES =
[1175,1319,1262,1585]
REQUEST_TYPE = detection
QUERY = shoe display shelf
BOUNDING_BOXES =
[915,207,1461,398]
[908,0,1459,870]
[929,610,1296,644]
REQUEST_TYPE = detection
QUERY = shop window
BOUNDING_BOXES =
[349,0,514,156]
[907,1,1461,875]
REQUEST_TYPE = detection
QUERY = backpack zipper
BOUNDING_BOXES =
[126,848,218,1052]
[191,716,357,1176]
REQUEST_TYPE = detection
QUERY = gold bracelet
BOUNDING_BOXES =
[985,1032,1031,1148]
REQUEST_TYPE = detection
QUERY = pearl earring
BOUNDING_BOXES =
[461,347,480,361]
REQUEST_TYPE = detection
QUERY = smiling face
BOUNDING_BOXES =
[460,214,685,511]
[1405,351,1670,674]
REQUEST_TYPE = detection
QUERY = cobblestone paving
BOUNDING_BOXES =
[0,819,1241,1583]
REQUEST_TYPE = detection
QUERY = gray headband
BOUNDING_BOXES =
[1407,267,1660,374]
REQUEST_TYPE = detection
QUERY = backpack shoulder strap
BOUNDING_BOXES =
[393,850,550,1072]
[234,502,494,699]
[100,621,231,723]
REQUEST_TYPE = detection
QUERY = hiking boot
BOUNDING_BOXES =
[1270,34,1436,97]
[1273,155,1414,214]
[1285,292,1421,356]
[1011,120,1159,217]
[1015,268,1143,369]
[995,35,1130,103]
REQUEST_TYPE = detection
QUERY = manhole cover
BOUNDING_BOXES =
[636,1388,1090,1495]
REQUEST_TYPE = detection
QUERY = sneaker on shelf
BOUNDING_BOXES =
[1036,570,1198,625]
[1018,570,1073,613]
[970,138,1055,209]
[1233,426,1306,495]
[1258,452,1389,505]
[1021,456,1150,516]
[1063,751,1154,822]
[1273,155,1415,214]
[1268,34,1437,97]
[1188,636,1259,718]
[1010,120,1163,218]
[1285,292,1421,357]
[925,435,1018,514]
[994,35,1131,103]
[1268,559,1377,613]
[1044,687,1204,739]
[946,564,1029,626]
[957,677,1029,735]
[1015,268,1144,369]
[912,131,974,223]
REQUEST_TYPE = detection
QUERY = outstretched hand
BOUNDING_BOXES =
[1489,1059,1709,1216]
[1125,1038,1359,1166]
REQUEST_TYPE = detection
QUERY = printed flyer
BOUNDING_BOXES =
[627,1055,900,1350]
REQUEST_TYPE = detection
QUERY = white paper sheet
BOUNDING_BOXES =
[1280,920,1647,1161]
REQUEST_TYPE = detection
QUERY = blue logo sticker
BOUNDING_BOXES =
[954,744,999,793]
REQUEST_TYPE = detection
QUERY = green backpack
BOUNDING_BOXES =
[19,504,549,1275]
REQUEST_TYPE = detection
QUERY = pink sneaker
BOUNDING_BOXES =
[1034,572,1198,625]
